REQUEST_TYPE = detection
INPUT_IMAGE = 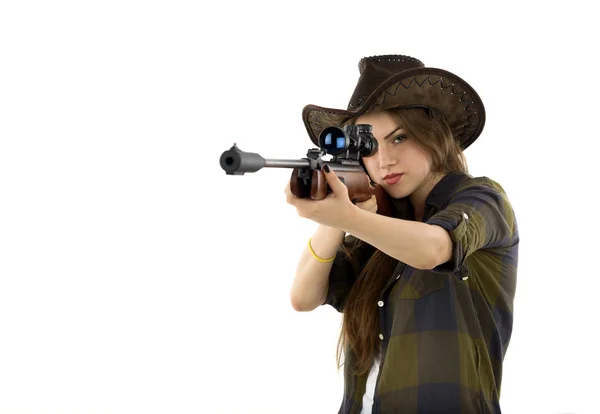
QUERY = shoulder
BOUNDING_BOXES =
[443,174,517,228]
[451,175,512,201]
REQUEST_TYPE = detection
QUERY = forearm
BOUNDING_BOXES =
[341,206,443,270]
[290,225,346,312]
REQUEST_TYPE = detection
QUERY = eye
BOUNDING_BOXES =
[392,134,407,144]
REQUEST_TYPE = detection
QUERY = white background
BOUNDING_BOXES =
[1,1,598,413]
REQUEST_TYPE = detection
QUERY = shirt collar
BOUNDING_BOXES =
[424,171,472,210]
[390,171,472,219]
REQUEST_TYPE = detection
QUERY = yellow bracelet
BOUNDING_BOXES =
[308,238,335,263]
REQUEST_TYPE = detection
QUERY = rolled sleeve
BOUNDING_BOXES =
[426,178,517,276]
[322,234,375,312]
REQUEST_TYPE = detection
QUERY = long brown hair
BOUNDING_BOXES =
[335,107,468,376]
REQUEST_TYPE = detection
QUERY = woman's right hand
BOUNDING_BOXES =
[354,192,378,213]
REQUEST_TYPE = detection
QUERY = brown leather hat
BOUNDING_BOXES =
[302,54,485,150]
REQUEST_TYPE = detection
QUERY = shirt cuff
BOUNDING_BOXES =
[426,210,470,278]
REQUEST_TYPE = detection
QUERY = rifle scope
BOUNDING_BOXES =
[318,124,378,158]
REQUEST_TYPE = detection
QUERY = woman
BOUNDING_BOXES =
[288,55,518,414]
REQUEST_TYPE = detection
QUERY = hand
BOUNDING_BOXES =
[355,192,378,213]
[284,165,357,229]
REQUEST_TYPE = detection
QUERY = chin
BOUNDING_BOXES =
[391,190,411,199]
[384,185,409,199]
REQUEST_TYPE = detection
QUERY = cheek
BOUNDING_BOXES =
[407,149,431,177]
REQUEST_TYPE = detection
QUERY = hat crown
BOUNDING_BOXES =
[302,53,485,151]
[348,55,424,109]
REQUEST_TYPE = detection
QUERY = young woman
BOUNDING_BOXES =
[287,55,518,414]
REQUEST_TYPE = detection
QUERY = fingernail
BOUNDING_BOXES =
[323,164,330,173]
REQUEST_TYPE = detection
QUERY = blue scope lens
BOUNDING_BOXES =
[319,127,348,155]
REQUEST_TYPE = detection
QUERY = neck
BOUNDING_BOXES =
[409,172,446,221]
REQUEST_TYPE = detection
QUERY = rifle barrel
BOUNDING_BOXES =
[264,159,311,168]
[220,143,363,175]
[220,144,313,175]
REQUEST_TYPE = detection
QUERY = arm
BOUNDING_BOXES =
[339,177,517,272]
[289,224,346,312]
[341,207,452,270]
[290,225,375,313]
[426,177,518,273]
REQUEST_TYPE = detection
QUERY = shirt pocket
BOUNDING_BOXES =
[396,269,447,299]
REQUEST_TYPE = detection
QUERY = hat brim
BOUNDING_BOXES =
[302,67,485,150]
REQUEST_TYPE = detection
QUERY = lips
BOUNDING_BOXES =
[383,173,402,185]
[383,173,402,180]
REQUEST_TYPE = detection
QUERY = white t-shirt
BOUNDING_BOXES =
[360,348,382,414]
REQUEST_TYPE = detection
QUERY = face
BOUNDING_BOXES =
[357,110,433,199]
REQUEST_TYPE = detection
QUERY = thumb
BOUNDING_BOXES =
[323,164,348,195]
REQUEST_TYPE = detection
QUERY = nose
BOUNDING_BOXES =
[377,146,396,169]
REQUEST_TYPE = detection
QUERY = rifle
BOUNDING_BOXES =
[219,124,393,217]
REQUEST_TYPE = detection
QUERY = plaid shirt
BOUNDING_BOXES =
[323,172,519,414]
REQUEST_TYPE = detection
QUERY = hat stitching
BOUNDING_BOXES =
[348,95,367,109]
[372,76,472,112]
[358,54,423,72]
[367,76,478,139]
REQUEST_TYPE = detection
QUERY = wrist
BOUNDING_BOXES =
[340,204,361,232]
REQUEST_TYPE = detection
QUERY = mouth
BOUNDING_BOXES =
[383,173,403,185]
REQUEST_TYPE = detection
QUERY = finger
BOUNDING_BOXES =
[369,196,378,211]
[322,164,348,195]
[286,185,296,205]
[359,198,374,209]
[285,181,298,204]
[287,190,301,206]
[355,196,375,209]
[354,200,366,209]
[359,194,377,204]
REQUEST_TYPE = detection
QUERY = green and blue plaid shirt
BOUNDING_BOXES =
[323,172,519,414]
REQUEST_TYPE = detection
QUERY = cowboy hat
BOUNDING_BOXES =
[302,54,485,150]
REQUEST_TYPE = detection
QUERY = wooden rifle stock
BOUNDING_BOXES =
[290,165,394,218]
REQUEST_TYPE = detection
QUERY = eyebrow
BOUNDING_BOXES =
[381,126,405,141]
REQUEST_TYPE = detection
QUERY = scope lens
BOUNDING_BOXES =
[319,127,348,155]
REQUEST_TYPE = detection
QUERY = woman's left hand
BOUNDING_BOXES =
[285,165,357,229]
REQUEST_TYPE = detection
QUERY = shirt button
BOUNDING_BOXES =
[379,334,384,340]
[462,276,469,281]
[462,212,469,220]
[378,301,384,307]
